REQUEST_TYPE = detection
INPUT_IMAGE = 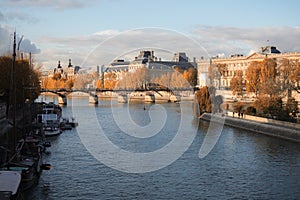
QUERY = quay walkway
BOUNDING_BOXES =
[200,113,300,143]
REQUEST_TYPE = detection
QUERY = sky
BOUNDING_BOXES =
[1,0,300,71]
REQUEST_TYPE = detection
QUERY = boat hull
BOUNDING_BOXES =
[44,130,62,137]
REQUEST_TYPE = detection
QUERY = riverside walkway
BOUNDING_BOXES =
[200,113,300,143]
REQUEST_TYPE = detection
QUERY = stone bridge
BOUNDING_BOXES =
[41,86,196,105]
[40,89,99,105]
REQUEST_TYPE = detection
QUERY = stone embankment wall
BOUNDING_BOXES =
[200,113,300,143]
[226,111,300,129]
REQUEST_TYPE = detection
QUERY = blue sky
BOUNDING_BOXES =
[1,0,300,69]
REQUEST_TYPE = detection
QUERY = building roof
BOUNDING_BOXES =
[105,50,196,72]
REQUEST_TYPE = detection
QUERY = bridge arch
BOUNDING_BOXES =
[40,89,98,104]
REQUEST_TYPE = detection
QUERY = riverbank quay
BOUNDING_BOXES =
[199,113,300,143]
[0,102,44,163]
[0,110,27,165]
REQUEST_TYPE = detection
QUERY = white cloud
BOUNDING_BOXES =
[0,25,40,55]
[78,28,208,67]
[35,28,209,70]
[16,26,300,71]
[93,30,120,36]
[0,25,12,55]
[192,25,300,56]
[19,38,41,54]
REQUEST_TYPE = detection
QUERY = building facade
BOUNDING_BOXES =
[197,46,300,102]
[105,50,197,81]
[48,59,80,79]
[198,46,300,89]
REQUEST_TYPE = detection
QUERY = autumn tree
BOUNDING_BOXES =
[170,70,190,89]
[158,72,172,89]
[289,63,300,93]
[0,55,40,104]
[259,58,280,96]
[278,59,300,94]
[195,86,212,114]
[42,77,58,90]
[103,72,117,89]
[41,77,49,89]
[286,98,299,117]
[246,61,261,96]
[253,96,284,118]
[183,67,197,87]
[121,72,138,90]
[230,70,244,96]
[65,78,74,90]
[52,73,62,90]
[95,79,103,90]
[0,56,11,95]
[113,66,196,91]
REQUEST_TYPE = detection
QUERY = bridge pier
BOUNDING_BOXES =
[118,93,128,103]
[89,94,98,104]
[58,96,67,105]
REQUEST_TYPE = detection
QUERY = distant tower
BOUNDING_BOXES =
[57,60,62,68]
[57,60,63,74]
[68,59,72,67]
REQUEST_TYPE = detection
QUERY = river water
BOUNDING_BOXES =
[26,97,300,199]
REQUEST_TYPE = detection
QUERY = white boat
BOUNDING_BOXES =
[44,125,62,137]
[37,102,62,137]
[0,171,21,199]
[60,117,78,130]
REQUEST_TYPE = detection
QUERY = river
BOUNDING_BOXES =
[26,96,300,199]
